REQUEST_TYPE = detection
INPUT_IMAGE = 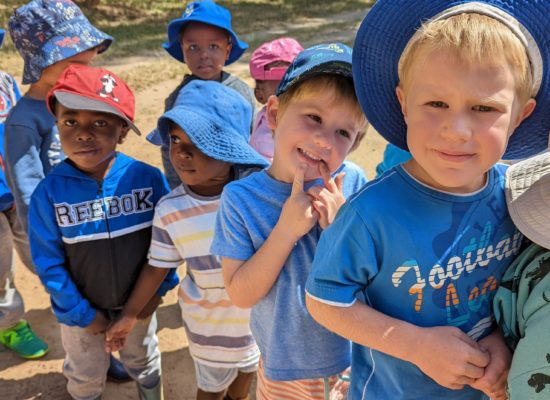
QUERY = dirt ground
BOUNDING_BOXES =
[0,9,388,400]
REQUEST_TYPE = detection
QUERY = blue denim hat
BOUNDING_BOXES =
[0,29,4,48]
[163,0,248,65]
[9,0,113,84]
[275,43,353,96]
[156,80,268,168]
[353,0,550,160]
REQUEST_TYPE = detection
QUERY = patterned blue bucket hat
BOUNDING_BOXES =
[353,0,550,160]
[0,29,4,48]
[163,0,248,65]
[157,80,268,168]
[276,43,353,96]
[9,0,113,84]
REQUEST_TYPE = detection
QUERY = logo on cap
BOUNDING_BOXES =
[98,74,119,103]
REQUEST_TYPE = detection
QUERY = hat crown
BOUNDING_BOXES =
[249,37,303,80]
[181,0,232,28]
[48,64,135,122]
[173,80,250,141]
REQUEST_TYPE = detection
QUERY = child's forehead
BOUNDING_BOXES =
[180,21,229,40]
[56,104,124,122]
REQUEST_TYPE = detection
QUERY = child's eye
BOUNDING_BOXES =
[170,135,181,144]
[64,119,77,127]
[187,44,198,51]
[307,114,322,124]
[94,120,108,128]
[472,105,494,112]
[337,129,351,139]
[427,101,447,108]
[209,44,220,50]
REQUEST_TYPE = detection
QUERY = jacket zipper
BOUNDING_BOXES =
[98,181,119,308]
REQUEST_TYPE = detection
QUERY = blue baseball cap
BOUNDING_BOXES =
[276,43,353,96]
[9,0,112,84]
[353,0,550,160]
[0,29,5,48]
[156,80,268,168]
[163,0,248,65]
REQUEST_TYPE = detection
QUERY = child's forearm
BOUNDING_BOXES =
[122,264,169,317]
[306,295,421,362]
[223,224,297,308]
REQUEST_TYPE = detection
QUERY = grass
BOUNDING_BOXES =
[0,0,374,58]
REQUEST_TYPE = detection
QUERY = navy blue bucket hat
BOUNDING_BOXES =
[163,0,248,65]
[276,43,353,96]
[157,80,268,168]
[9,0,112,84]
[0,29,4,48]
[353,0,550,160]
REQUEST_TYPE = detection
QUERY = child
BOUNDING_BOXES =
[28,64,177,400]
[106,80,269,400]
[211,43,369,400]
[149,0,256,189]
[4,0,131,382]
[248,37,303,162]
[0,27,48,359]
[305,1,550,399]
[493,151,550,399]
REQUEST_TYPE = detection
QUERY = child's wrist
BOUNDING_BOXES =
[272,222,302,245]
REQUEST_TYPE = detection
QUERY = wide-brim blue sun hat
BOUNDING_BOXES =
[0,29,5,48]
[276,43,353,96]
[9,0,112,84]
[353,0,550,160]
[156,80,268,168]
[163,0,247,65]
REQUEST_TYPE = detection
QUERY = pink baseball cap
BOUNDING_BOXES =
[249,37,303,81]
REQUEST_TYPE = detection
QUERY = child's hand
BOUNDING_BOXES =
[329,368,351,400]
[104,315,138,352]
[278,164,319,241]
[136,294,162,320]
[412,326,490,390]
[307,163,346,229]
[469,330,511,400]
[86,310,109,335]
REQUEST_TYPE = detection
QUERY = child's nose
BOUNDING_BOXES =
[313,130,332,149]
[76,129,94,141]
[442,113,472,141]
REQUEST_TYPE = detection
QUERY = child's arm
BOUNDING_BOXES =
[306,296,491,390]
[469,328,511,400]
[105,264,169,352]
[222,164,318,308]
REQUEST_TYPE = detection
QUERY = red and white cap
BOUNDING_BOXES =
[47,64,141,135]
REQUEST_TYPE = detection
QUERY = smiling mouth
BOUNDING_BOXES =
[436,150,475,161]
[298,148,323,163]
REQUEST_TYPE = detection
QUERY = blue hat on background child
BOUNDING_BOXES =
[163,0,248,65]
[157,80,268,168]
[8,0,112,84]
[353,0,550,160]
[276,43,353,96]
[0,29,5,48]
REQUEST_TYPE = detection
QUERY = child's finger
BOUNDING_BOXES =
[319,162,333,188]
[292,164,307,195]
[334,172,346,192]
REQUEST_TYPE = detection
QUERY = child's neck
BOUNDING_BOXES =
[26,81,52,100]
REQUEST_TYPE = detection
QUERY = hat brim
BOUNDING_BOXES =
[22,27,112,84]
[505,152,550,248]
[162,17,247,65]
[353,0,550,160]
[53,91,141,136]
[157,109,268,168]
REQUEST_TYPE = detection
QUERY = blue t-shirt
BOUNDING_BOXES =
[211,161,367,381]
[4,95,64,229]
[0,72,20,212]
[306,164,521,399]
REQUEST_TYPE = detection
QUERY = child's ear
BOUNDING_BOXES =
[266,95,280,130]
[118,125,130,144]
[225,42,233,61]
[395,85,408,123]
[513,98,536,130]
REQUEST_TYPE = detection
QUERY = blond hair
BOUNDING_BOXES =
[399,13,533,101]
[277,75,368,151]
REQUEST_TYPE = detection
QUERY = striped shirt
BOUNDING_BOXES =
[148,178,260,368]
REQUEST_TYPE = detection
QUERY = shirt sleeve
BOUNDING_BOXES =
[28,183,96,327]
[4,124,48,231]
[210,186,255,261]
[306,200,379,306]
[148,207,183,269]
